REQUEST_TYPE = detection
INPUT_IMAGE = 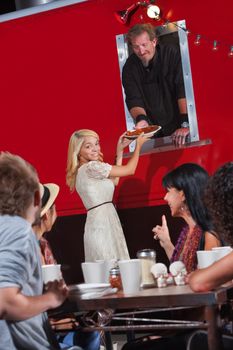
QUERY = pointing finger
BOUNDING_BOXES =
[162,215,167,227]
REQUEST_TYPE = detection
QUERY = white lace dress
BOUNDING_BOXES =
[76,161,130,262]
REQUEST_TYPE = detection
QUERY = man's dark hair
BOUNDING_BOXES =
[0,152,39,217]
[204,162,233,244]
[127,23,156,45]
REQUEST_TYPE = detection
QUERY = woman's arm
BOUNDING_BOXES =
[109,133,149,181]
[111,134,131,186]
[204,231,221,250]
[189,252,233,292]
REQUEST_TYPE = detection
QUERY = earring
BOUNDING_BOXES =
[180,203,186,211]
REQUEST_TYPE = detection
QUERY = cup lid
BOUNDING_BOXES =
[137,249,156,258]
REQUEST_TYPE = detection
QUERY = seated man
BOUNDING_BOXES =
[0,152,81,350]
[189,162,233,292]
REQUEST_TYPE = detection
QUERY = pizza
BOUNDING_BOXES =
[126,125,159,137]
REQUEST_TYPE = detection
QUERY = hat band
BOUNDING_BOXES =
[41,185,50,208]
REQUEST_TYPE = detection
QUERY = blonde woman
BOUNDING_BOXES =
[66,129,149,261]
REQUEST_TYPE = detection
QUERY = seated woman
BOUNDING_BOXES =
[33,183,100,350]
[152,163,221,273]
[189,162,233,291]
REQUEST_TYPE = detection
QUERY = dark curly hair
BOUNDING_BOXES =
[205,162,233,244]
[0,152,39,217]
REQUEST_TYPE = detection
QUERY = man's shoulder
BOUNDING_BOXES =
[0,215,31,241]
[124,53,140,68]
[122,54,142,78]
[0,214,27,223]
[0,215,30,229]
[157,43,180,57]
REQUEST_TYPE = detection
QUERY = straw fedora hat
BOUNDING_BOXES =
[39,183,60,217]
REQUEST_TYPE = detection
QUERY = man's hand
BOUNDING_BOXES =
[171,127,190,146]
[44,279,68,309]
[135,120,149,129]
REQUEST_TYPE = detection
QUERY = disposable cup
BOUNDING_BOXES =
[118,259,141,294]
[96,259,117,283]
[81,262,105,283]
[196,251,217,269]
[42,264,62,284]
[212,246,232,261]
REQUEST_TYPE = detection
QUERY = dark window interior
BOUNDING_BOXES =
[0,1,16,14]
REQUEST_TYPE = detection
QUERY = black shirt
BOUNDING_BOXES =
[122,43,186,136]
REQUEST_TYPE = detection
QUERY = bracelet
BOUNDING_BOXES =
[135,114,153,125]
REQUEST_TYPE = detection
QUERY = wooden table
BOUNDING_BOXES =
[68,284,233,350]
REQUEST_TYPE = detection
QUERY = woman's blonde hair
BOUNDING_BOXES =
[66,129,99,192]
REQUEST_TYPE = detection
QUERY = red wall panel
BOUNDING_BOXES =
[0,0,232,215]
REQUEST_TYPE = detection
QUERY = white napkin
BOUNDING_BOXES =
[80,287,118,299]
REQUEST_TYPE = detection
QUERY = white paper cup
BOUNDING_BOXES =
[96,259,117,283]
[42,264,62,284]
[196,251,217,269]
[212,246,232,261]
[118,259,141,294]
[81,262,105,283]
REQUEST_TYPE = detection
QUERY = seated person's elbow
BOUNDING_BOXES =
[189,278,212,293]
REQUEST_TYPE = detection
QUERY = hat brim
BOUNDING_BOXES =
[39,183,60,217]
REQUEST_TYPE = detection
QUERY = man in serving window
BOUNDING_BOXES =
[122,23,189,146]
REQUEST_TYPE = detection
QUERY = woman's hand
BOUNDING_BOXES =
[116,132,133,154]
[152,215,171,249]
[135,132,151,147]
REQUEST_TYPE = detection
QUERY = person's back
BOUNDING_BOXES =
[0,320,16,350]
[1,215,59,349]
[0,152,67,350]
